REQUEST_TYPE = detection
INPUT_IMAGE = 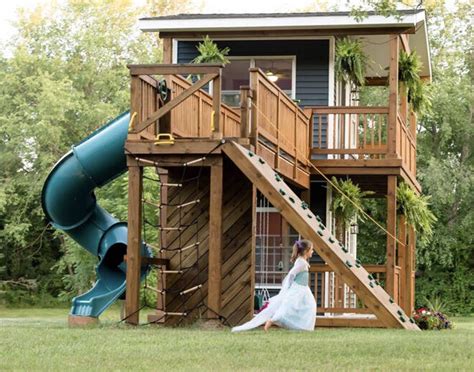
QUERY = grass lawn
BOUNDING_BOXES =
[0,307,472,371]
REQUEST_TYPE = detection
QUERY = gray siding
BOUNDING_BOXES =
[177,39,329,106]
[177,39,329,152]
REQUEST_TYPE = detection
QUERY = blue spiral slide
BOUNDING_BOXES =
[41,112,149,318]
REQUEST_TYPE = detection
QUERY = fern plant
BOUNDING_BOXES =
[331,177,374,243]
[398,51,431,115]
[192,35,230,64]
[335,37,368,87]
[396,182,437,244]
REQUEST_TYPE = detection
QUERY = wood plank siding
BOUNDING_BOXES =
[158,159,254,326]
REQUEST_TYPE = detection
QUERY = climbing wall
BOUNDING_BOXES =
[223,141,419,330]
[159,160,255,326]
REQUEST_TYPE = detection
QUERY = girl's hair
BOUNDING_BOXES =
[290,239,313,262]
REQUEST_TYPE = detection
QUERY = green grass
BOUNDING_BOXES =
[0,307,473,371]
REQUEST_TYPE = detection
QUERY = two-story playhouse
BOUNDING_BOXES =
[43,10,430,330]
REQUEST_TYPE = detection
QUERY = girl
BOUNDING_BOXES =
[232,239,316,332]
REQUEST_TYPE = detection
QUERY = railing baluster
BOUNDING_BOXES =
[363,113,367,149]
[318,114,322,149]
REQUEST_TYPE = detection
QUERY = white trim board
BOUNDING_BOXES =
[140,12,426,33]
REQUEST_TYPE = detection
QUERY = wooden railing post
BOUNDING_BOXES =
[239,86,251,139]
[304,108,314,160]
[387,35,400,158]
[211,69,222,139]
[129,76,141,140]
[249,70,258,148]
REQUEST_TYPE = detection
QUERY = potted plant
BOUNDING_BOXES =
[396,182,437,245]
[335,37,368,87]
[192,35,230,64]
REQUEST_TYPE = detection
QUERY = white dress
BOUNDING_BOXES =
[232,257,316,332]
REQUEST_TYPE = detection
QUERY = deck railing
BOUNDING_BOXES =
[168,74,241,138]
[127,63,239,139]
[307,105,417,178]
[308,106,390,159]
[246,68,311,185]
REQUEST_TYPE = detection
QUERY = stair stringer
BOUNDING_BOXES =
[222,141,419,330]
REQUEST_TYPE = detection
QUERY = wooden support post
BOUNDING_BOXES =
[125,165,143,325]
[398,214,408,311]
[240,86,251,139]
[407,224,416,314]
[211,71,222,139]
[162,38,173,64]
[208,163,223,318]
[387,35,399,158]
[386,175,397,298]
[155,168,168,323]
[249,185,257,317]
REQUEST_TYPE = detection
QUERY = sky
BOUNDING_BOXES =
[0,0,331,44]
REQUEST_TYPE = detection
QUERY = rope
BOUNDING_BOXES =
[250,101,405,247]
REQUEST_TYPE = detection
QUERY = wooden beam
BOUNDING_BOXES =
[128,63,224,76]
[312,159,403,168]
[400,34,410,53]
[365,76,388,86]
[208,163,223,318]
[386,175,397,299]
[249,185,257,316]
[316,316,385,328]
[387,35,399,157]
[156,168,168,324]
[162,38,172,64]
[125,139,224,155]
[125,165,143,325]
[307,106,389,114]
[397,214,408,313]
[127,155,222,168]
[212,70,222,138]
[131,73,217,133]
[240,86,251,139]
[407,224,416,315]
[159,27,416,39]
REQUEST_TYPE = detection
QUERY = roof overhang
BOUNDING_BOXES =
[139,11,426,33]
[139,11,431,80]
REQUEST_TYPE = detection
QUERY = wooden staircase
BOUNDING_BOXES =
[222,141,419,330]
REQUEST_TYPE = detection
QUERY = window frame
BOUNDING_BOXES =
[222,55,297,101]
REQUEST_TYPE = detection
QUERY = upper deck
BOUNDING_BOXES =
[126,31,420,193]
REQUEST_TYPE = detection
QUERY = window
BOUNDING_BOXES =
[221,56,295,107]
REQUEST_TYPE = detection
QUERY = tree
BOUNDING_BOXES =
[0,0,193,304]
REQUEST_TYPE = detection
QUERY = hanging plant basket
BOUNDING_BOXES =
[398,50,431,115]
[396,182,437,244]
[335,37,368,87]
